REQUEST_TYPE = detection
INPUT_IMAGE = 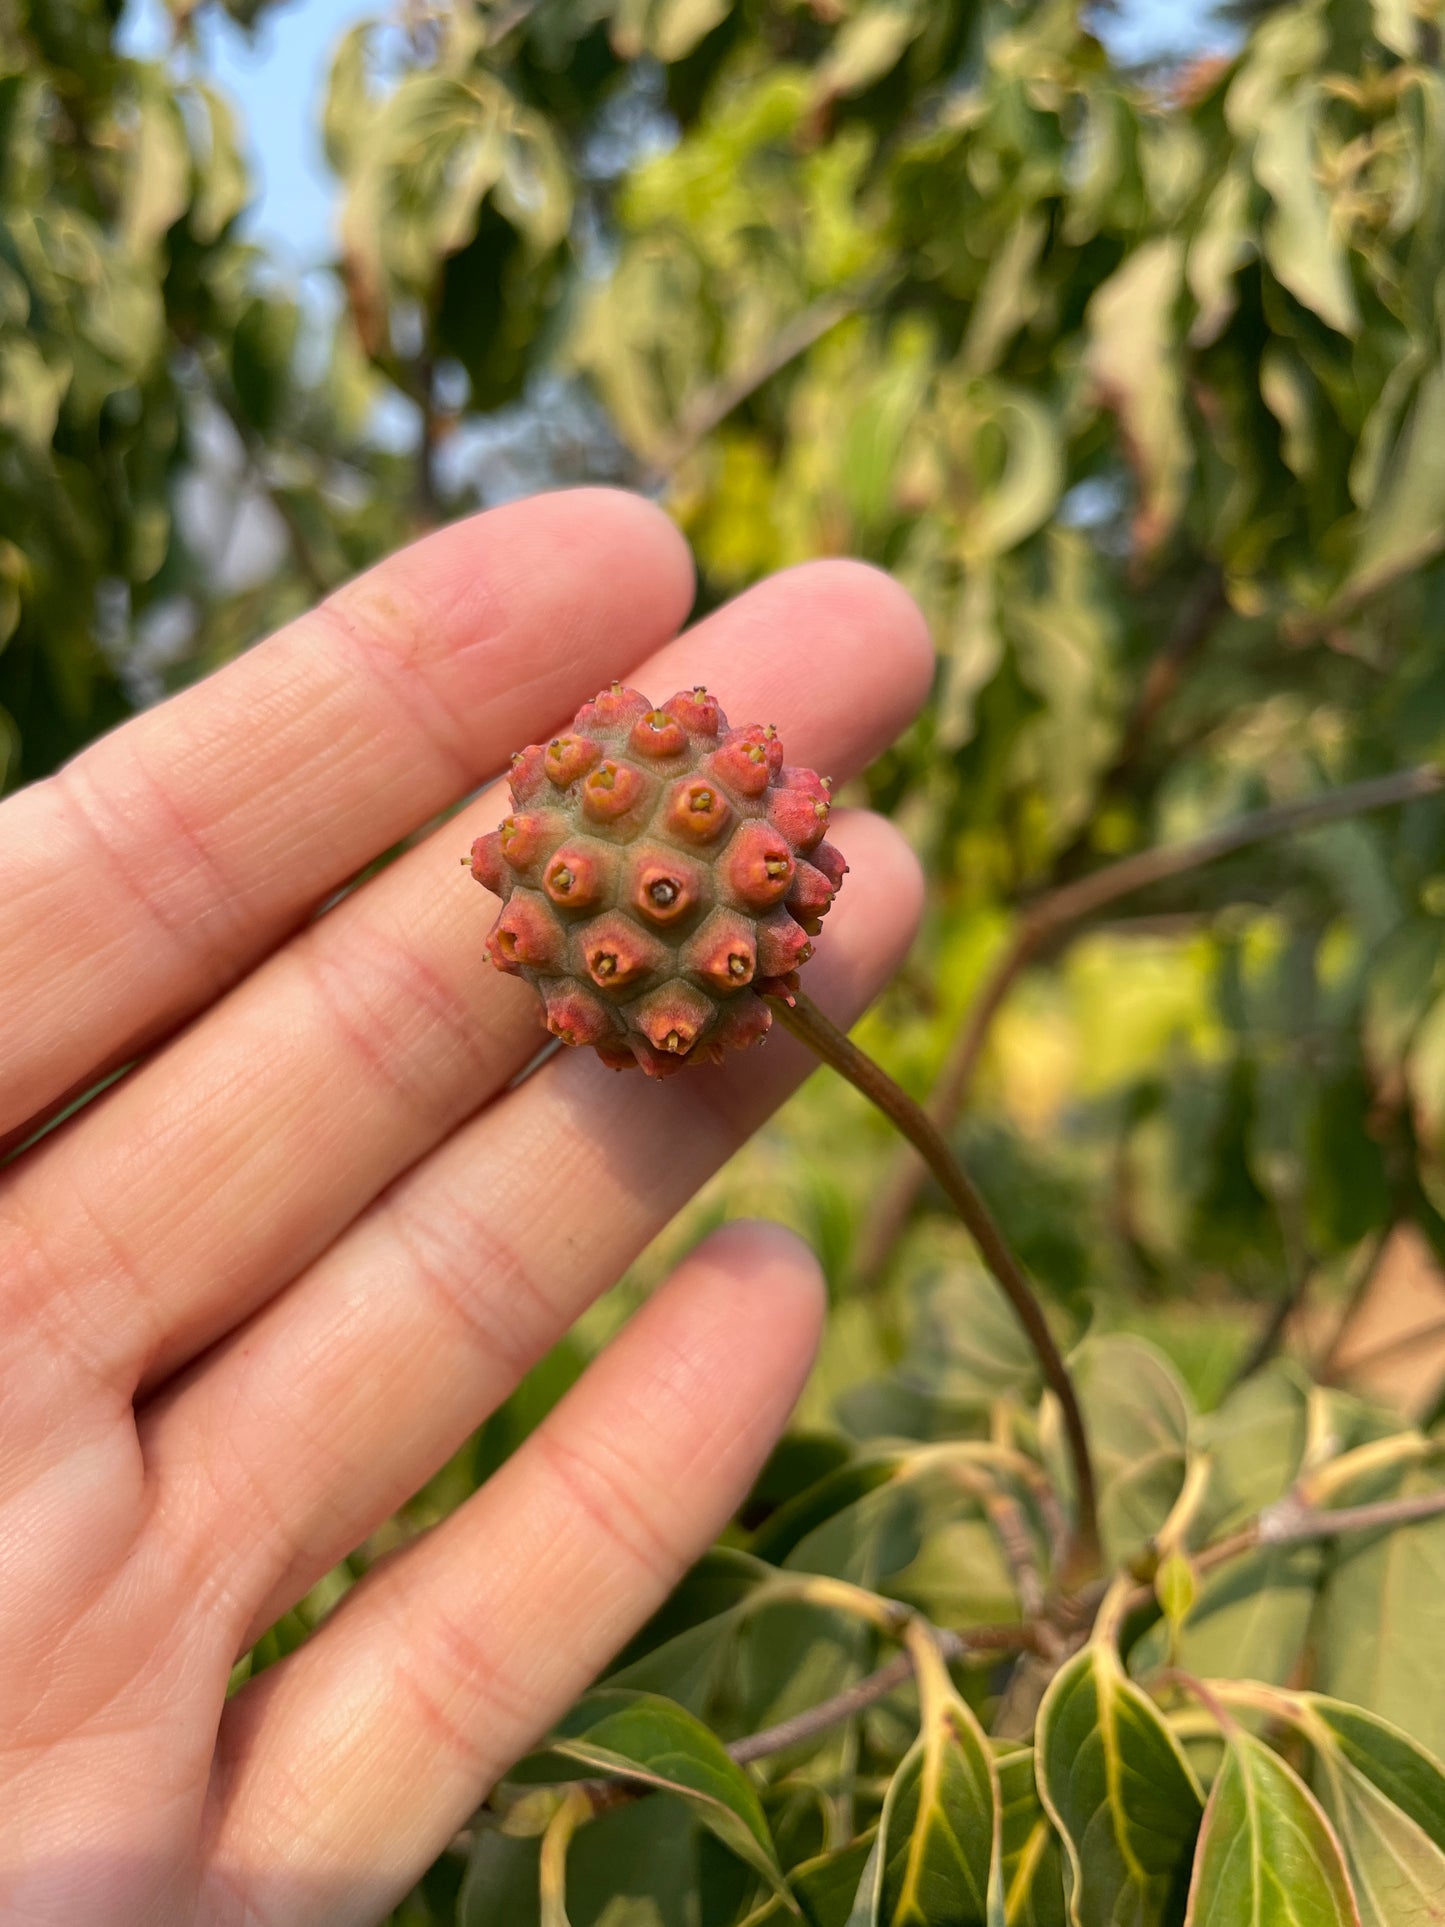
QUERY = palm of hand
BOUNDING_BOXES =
[0,492,927,1925]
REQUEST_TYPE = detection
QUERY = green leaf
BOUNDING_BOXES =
[1315,1751,1445,1926]
[949,382,1063,564]
[996,1749,1067,1927]
[1132,1545,1323,1692]
[342,69,542,300]
[123,77,190,253]
[323,20,374,175]
[494,109,573,252]
[1184,1730,1359,1926]
[1187,164,1254,348]
[611,0,730,62]
[190,83,249,242]
[651,0,730,62]
[937,567,1005,751]
[875,1664,1001,1925]
[0,337,69,450]
[962,213,1047,376]
[792,1835,880,1927]
[816,3,926,100]
[1035,1643,1202,1927]
[460,1823,543,1925]
[1306,1698,1445,1854]
[1315,1469,1445,1763]
[1342,362,1445,605]
[547,1690,795,1904]
[751,1456,906,1566]
[1371,0,1419,56]
[1086,237,1190,554]
[840,341,933,539]
[904,1262,1042,1405]
[1253,85,1359,338]
[847,1836,886,1927]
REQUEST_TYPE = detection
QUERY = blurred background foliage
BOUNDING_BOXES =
[9,0,1445,1917]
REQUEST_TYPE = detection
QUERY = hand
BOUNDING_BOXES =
[0,491,929,1925]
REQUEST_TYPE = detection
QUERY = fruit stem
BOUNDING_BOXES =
[766,989,1102,1587]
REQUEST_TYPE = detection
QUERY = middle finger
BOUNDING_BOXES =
[2,562,930,1406]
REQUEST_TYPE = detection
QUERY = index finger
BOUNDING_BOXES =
[0,490,694,1147]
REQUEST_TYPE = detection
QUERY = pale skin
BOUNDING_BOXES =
[0,490,931,1925]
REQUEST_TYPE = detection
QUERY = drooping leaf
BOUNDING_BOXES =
[875,1680,1001,1925]
[122,75,191,254]
[544,1690,794,1904]
[1253,85,1360,339]
[816,2,926,101]
[1035,1643,1202,1927]
[1342,362,1445,605]
[1086,238,1190,554]
[610,0,730,62]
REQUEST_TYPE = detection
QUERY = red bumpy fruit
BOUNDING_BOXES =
[468,685,846,1077]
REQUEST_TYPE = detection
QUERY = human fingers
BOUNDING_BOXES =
[199,1221,827,1927]
[3,565,930,1415]
[0,490,694,1150]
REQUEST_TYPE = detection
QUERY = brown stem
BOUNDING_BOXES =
[855,763,1445,1282]
[729,1651,915,1764]
[767,989,1101,1585]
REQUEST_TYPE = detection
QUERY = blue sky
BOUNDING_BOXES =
[121,0,1219,272]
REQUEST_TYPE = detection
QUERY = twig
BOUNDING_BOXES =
[855,763,1445,1281]
[729,1651,916,1764]
[767,989,1102,1586]
[1321,1311,1445,1384]
[1254,1484,1445,1548]
[646,279,880,479]
[1315,1222,1396,1383]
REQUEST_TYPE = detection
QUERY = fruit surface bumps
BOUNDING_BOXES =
[469,684,846,1077]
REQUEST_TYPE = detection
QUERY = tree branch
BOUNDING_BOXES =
[728,1650,916,1765]
[855,763,1445,1282]
[767,989,1102,1586]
